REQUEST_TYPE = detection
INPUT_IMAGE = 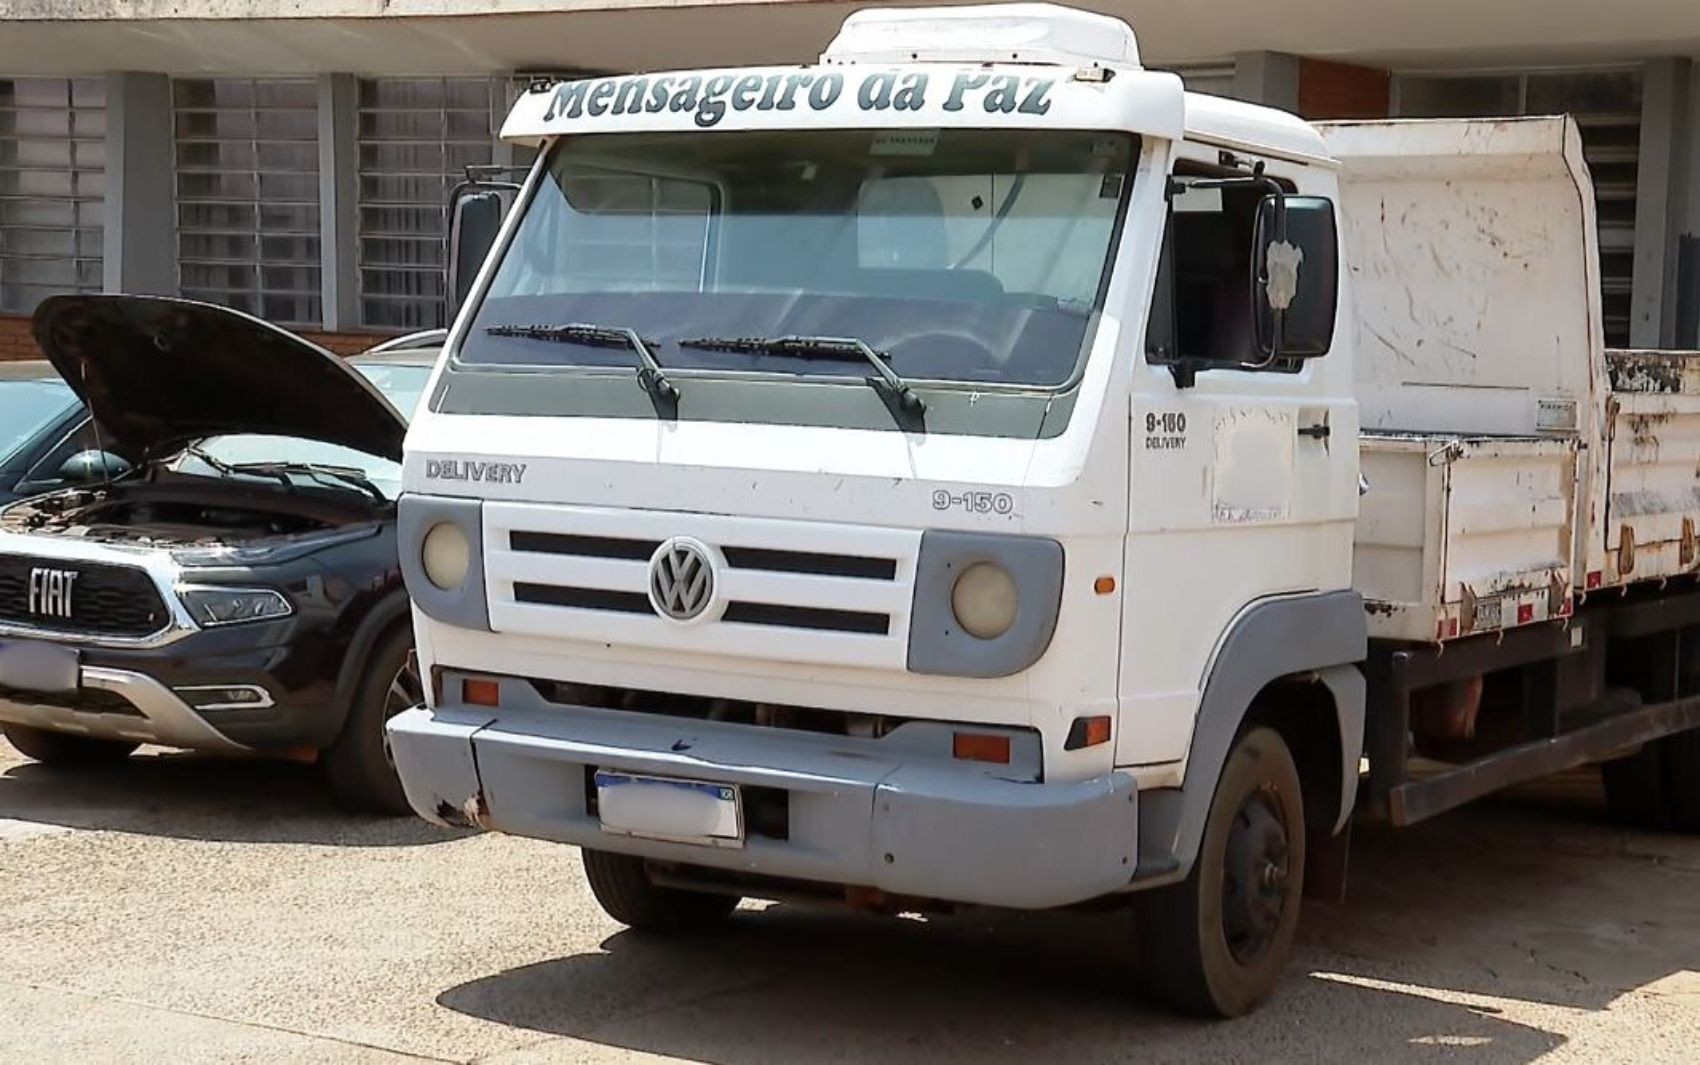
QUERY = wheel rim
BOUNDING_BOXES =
[381,653,424,771]
[1221,787,1291,966]
[385,654,424,717]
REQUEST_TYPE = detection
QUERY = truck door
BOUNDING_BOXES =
[1117,151,1358,770]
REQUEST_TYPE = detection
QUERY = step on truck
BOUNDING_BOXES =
[386,2,1700,1016]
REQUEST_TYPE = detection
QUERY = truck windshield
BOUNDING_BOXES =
[459,128,1135,390]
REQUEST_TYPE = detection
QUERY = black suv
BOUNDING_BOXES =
[0,295,436,812]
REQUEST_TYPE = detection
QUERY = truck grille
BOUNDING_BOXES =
[0,553,169,638]
[484,502,921,669]
[508,533,895,635]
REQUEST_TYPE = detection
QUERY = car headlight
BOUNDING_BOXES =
[951,561,1018,640]
[179,586,293,627]
[422,522,471,590]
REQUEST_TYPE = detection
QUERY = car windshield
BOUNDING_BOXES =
[170,361,433,500]
[459,128,1135,390]
[0,379,78,465]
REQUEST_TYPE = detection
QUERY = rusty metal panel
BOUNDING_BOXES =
[1606,349,1700,396]
[1358,432,1577,642]
[1601,390,1700,586]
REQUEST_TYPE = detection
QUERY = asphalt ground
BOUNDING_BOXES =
[1,742,1696,1064]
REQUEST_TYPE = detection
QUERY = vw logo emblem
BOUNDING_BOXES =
[648,538,716,622]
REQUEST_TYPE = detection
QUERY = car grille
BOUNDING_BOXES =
[0,553,170,638]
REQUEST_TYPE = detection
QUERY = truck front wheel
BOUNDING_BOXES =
[1135,726,1306,1017]
[582,850,739,933]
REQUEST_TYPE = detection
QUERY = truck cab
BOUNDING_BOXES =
[389,3,1364,1017]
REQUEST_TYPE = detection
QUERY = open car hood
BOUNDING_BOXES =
[32,295,406,462]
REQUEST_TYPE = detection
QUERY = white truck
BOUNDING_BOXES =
[386,3,1700,1016]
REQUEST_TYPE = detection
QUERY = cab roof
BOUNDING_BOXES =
[1182,91,1333,166]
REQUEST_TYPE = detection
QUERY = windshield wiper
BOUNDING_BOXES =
[675,335,925,417]
[230,461,388,505]
[487,322,679,403]
[179,444,292,491]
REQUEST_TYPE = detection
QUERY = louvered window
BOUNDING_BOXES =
[1167,63,1237,98]
[173,78,322,325]
[356,77,512,330]
[0,78,105,313]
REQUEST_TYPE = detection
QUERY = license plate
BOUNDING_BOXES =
[0,640,79,695]
[594,771,743,848]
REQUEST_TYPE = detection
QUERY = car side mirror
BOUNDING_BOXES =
[58,450,130,486]
[447,182,519,320]
[1252,194,1339,360]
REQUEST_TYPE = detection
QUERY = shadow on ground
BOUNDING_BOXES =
[438,774,1699,1062]
[0,746,467,847]
[438,908,1565,1065]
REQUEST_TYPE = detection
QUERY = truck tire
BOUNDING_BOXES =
[320,628,418,815]
[1600,743,1671,829]
[582,850,739,933]
[1657,728,1700,831]
[1134,726,1306,1018]
[2,723,136,768]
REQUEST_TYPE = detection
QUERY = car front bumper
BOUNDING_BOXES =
[0,664,249,750]
[0,619,344,752]
[388,701,1139,910]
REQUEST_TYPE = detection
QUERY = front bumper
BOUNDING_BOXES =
[0,664,248,750]
[0,617,343,752]
[388,702,1139,910]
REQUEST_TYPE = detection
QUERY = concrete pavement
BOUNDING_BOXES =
[1,743,1696,1063]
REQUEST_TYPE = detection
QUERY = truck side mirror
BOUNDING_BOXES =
[447,183,519,320]
[1252,195,1339,360]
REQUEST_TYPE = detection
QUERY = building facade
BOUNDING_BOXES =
[3,0,1699,357]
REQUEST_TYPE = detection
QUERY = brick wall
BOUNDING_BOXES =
[0,312,397,363]
[1298,58,1392,120]
[0,314,41,363]
[298,329,401,357]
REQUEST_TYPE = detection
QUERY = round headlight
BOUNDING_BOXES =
[951,562,1018,640]
[421,522,471,591]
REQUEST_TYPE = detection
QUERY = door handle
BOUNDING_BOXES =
[1298,423,1331,440]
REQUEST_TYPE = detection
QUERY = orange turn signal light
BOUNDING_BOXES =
[952,732,1012,764]
[1064,715,1112,751]
[463,678,501,707]
[1093,575,1116,595]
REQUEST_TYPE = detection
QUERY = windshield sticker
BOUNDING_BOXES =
[542,71,1056,130]
[869,129,940,156]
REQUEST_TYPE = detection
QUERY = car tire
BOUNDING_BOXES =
[582,850,739,933]
[2,723,137,768]
[1134,726,1306,1018]
[321,627,418,816]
